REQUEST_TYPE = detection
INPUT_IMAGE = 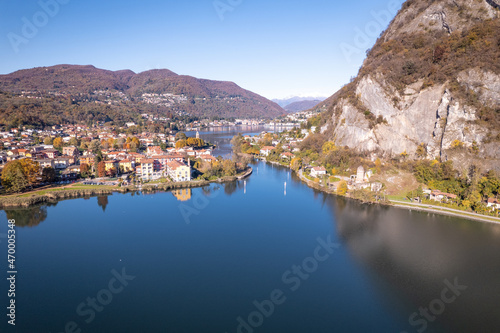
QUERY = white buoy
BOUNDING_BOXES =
[284,181,287,196]
[244,180,246,194]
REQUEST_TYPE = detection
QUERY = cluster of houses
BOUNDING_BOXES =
[1,142,214,183]
[0,125,218,184]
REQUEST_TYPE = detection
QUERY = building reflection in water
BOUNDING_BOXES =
[172,188,192,202]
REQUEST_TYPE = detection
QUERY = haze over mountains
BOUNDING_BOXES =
[0,65,285,126]
[284,100,326,113]
[272,96,327,108]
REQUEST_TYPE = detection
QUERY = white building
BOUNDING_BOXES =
[311,167,327,178]
[487,198,500,210]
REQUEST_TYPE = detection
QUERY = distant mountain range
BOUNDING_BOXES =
[0,65,285,126]
[283,100,325,113]
[272,96,327,108]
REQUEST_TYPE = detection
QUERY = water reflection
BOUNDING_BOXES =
[97,195,109,212]
[186,125,273,157]
[331,196,500,332]
[172,189,192,202]
[4,204,51,227]
[201,184,222,197]
[223,181,246,196]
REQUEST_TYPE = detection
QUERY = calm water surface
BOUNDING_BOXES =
[1,128,500,333]
[186,125,275,157]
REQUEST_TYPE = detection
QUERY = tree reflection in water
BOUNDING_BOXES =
[97,195,109,212]
[5,203,54,227]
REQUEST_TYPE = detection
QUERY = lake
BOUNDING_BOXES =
[1,128,500,333]
[185,125,276,157]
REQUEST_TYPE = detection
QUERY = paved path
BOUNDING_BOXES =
[391,200,500,225]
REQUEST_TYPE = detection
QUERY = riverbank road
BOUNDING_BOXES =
[390,200,500,225]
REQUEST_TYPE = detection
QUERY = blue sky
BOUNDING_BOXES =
[0,0,404,99]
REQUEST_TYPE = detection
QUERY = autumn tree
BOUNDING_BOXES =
[176,140,187,148]
[93,151,103,176]
[53,137,63,149]
[97,161,106,178]
[375,158,382,174]
[108,167,117,177]
[19,159,40,186]
[249,147,261,155]
[68,137,79,147]
[478,172,500,198]
[1,159,40,193]
[322,141,337,155]
[337,180,348,196]
[222,159,236,176]
[175,132,187,141]
[44,137,53,145]
[127,136,140,152]
[1,161,28,193]
[186,137,205,147]
[416,143,426,158]
[116,138,125,149]
[41,167,56,183]
[260,133,273,147]
[79,140,89,150]
[131,137,140,147]
[231,134,244,153]
[291,157,303,171]
[400,150,408,160]
[466,190,482,210]
[451,140,464,149]
[80,163,90,178]
[89,139,101,154]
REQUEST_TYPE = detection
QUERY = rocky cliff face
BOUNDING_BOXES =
[383,0,498,39]
[322,0,500,170]
[332,71,496,157]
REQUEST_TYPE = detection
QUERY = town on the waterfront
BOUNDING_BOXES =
[2,0,500,332]
[1,115,500,224]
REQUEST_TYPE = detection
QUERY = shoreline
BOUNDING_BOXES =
[390,201,500,225]
[3,160,499,225]
[0,167,253,209]
[285,160,500,226]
